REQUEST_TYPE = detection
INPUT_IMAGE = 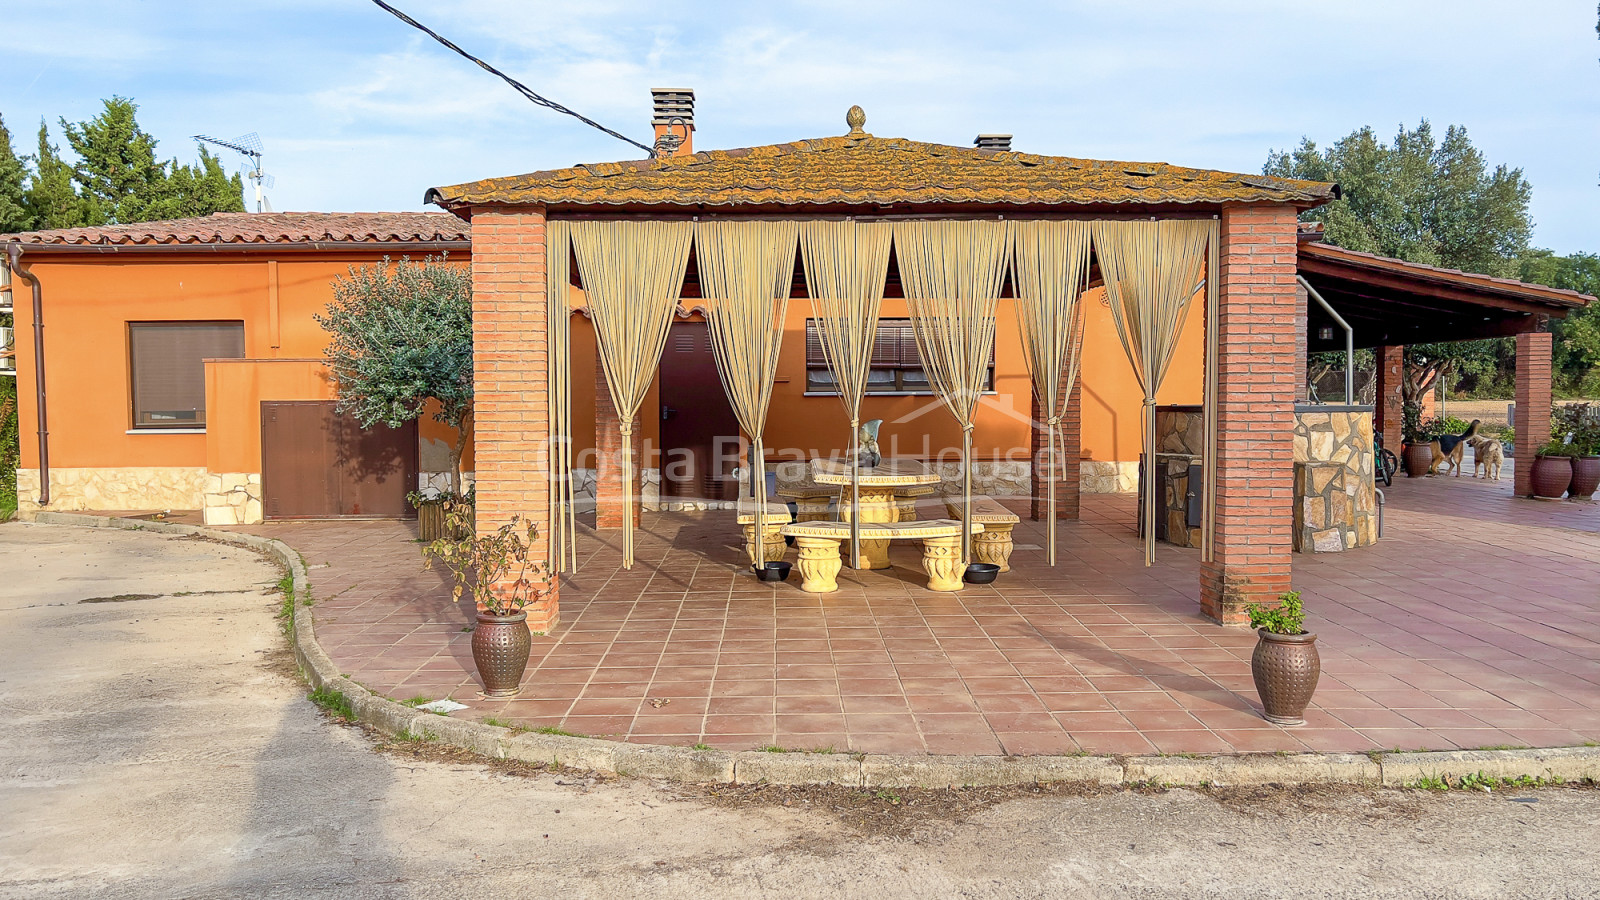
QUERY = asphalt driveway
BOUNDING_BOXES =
[2,520,1598,900]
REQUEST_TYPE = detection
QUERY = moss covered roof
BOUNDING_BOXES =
[427,133,1338,211]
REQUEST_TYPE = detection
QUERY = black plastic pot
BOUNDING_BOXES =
[755,561,793,582]
[964,563,1001,584]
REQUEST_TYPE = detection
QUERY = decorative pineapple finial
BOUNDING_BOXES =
[846,105,866,135]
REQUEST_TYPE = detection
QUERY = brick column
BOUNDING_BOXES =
[1514,331,1552,498]
[471,207,559,632]
[1200,204,1298,626]
[1373,345,1404,451]
[1031,378,1081,520]
[593,362,642,529]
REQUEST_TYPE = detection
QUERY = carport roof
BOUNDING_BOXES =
[1298,235,1595,350]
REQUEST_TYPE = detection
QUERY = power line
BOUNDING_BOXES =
[369,0,656,157]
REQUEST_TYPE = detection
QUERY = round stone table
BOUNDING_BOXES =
[811,459,942,569]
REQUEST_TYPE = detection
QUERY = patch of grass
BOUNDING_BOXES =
[483,716,513,729]
[275,574,295,636]
[532,725,581,738]
[400,696,434,708]
[806,746,836,755]
[759,745,790,753]
[308,686,355,722]
[1408,770,1571,792]
[871,788,902,804]
[1473,744,1531,752]
[692,742,713,751]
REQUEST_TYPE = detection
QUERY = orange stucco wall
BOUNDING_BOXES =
[13,251,469,473]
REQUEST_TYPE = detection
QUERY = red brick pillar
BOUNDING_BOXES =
[593,362,642,529]
[1514,331,1552,498]
[1200,204,1298,626]
[1031,378,1081,520]
[471,207,559,631]
[1373,345,1404,451]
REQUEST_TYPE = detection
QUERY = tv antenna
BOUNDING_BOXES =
[192,133,275,212]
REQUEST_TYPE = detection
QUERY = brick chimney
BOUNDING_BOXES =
[652,88,694,158]
[974,134,1012,152]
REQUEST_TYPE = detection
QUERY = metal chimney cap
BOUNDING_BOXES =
[974,134,1013,151]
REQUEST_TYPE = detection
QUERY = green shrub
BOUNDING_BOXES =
[1247,590,1307,635]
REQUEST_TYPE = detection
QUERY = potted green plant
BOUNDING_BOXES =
[423,505,547,698]
[1247,590,1320,726]
[1555,404,1600,501]
[1531,439,1575,500]
[1400,403,1431,478]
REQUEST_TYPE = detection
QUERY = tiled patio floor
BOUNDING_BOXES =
[242,479,1600,757]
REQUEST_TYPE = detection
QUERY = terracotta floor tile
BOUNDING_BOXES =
[1072,731,1157,755]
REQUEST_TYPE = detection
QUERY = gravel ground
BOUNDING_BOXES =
[4,521,1600,900]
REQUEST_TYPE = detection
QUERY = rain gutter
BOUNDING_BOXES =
[4,242,48,506]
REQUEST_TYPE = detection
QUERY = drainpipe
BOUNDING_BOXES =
[4,243,48,506]
[1298,275,1354,405]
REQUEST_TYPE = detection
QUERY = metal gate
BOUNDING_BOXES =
[261,401,418,518]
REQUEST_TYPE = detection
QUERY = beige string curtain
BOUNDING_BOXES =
[800,220,893,565]
[570,220,695,568]
[1010,220,1092,566]
[1090,219,1213,566]
[892,220,1011,564]
[545,221,578,573]
[695,220,800,569]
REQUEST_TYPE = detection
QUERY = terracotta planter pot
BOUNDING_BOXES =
[1571,456,1600,501]
[1251,630,1321,726]
[472,611,531,698]
[1402,443,1432,478]
[1530,456,1574,500]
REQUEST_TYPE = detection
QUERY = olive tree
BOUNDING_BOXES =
[315,256,473,496]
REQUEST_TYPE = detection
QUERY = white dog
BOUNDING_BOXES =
[1467,434,1504,482]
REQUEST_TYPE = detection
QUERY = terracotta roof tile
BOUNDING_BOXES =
[427,134,1338,210]
[2,211,469,246]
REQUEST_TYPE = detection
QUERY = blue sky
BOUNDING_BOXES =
[2,1,1595,253]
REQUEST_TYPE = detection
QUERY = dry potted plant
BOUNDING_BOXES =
[423,502,547,698]
[1247,590,1320,726]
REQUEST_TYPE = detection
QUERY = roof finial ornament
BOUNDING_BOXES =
[846,105,866,136]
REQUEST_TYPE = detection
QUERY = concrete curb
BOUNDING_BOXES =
[30,512,1600,790]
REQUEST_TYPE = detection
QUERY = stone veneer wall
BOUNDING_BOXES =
[17,467,207,516]
[1153,406,1205,549]
[201,473,264,526]
[1291,405,1377,552]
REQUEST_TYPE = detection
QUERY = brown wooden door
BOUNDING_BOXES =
[658,323,742,499]
[261,401,418,518]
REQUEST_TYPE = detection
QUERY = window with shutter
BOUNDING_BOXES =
[128,322,245,429]
[803,318,993,395]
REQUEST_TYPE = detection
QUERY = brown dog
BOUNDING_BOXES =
[1467,433,1504,482]
[1426,419,1481,476]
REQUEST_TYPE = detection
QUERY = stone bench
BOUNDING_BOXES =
[942,495,1021,572]
[893,484,939,522]
[779,519,984,593]
[735,501,793,565]
[775,487,834,523]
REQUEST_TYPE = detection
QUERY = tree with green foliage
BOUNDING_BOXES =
[1266,120,1533,278]
[1266,121,1538,416]
[0,115,32,234]
[19,121,97,230]
[56,97,244,225]
[1522,250,1600,395]
[315,257,474,495]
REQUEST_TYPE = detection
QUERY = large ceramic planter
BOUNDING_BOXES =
[1571,456,1600,501]
[472,611,531,698]
[1251,630,1321,726]
[1402,443,1432,478]
[1530,456,1574,500]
